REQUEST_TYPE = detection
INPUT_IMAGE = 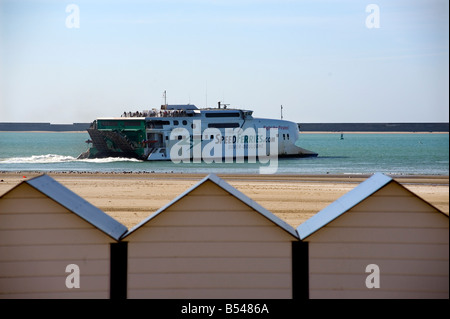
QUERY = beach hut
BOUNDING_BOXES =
[122,174,301,299]
[297,173,449,299]
[0,175,128,298]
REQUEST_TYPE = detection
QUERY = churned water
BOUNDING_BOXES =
[0,132,448,175]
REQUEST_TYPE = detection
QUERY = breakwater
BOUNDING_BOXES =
[0,122,448,132]
[298,122,449,132]
[0,122,91,131]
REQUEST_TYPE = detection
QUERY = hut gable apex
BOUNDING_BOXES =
[123,173,298,239]
[297,172,448,240]
[298,173,393,240]
[3,174,128,240]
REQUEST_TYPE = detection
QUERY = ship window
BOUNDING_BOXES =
[182,120,187,125]
[178,135,183,140]
[283,134,285,140]
[210,135,214,140]
[287,134,290,140]
[147,120,170,129]
[205,112,241,118]
[124,121,142,127]
[100,121,119,127]
[208,123,240,128]
[173,120,179,125]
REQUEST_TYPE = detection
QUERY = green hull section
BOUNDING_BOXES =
[78,119,147,160]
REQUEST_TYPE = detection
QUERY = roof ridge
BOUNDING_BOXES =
[25,174,128,240]
[122,173,298,239]
[297,172,393,240]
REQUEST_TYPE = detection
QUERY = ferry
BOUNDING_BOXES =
[78,102,318,161]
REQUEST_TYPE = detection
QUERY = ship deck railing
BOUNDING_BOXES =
[121,109,190,118]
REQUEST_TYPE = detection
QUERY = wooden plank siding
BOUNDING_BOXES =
[306,182,449,299]
[0,183,113,298]
[5,172,446,299]
[125,180,296,299]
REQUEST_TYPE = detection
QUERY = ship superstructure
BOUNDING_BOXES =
[78,103,318,161]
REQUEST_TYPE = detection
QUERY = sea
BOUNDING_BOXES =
[0,132,448,176]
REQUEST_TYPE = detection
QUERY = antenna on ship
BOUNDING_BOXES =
[161,90,167,110]
[281,105,283,120]
[205,81,208,108]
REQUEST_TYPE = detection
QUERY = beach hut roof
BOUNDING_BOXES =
[124,173,299,239]
[2,174,128,240]
[297,172,448,240]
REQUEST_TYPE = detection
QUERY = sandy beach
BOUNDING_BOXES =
[1,171,448,229]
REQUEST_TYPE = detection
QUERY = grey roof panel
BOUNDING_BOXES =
[124,173,299,239]
[26,175,127,240]
[297,172,393,240]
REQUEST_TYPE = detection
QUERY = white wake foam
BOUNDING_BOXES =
[0,154,141,164]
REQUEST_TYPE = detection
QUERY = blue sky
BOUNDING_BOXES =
[0,0,448,123]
